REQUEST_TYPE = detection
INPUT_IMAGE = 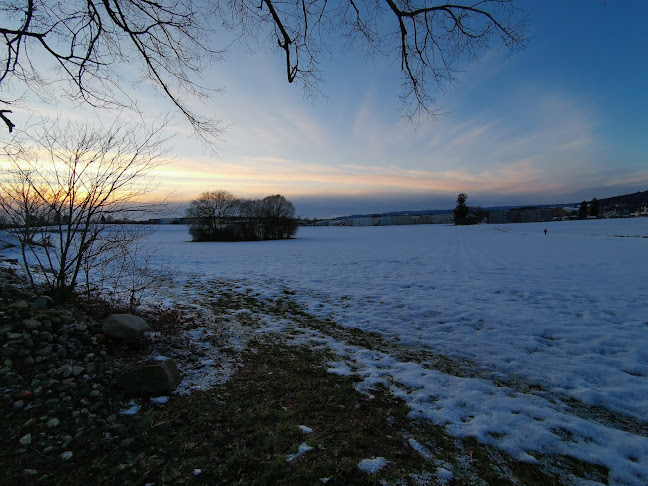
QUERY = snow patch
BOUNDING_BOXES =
[358,457,388,474]
[286,443,314,462]
[150,396,169,405]
[120,401,141,415]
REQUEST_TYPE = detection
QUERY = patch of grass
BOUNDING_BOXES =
[112,281,612,485]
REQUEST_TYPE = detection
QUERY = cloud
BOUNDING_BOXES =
[155,55,646,217]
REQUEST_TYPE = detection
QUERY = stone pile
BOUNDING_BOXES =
[0,265,183,482]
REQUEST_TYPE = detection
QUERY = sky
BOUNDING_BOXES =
[6,0,648,218]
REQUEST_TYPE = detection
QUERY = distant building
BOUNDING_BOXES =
[488,208,552,224]
[379,216,392,226]
[391,215,413,225]
[420,213,454,224]
[488,210,509,224]
[348,217,373,226]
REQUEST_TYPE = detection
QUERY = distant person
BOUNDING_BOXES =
[544,228,547,235]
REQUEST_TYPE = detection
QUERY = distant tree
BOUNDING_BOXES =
[186,192,297,241]
[578,200,589,219]
[553,207,567,220]
[454,193,470,224]
[470,206,490,223]
[260,195,298,240]
[590,198,600,218]
[186,190,237,241]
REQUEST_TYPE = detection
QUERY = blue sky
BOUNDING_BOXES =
[9,0,648,218]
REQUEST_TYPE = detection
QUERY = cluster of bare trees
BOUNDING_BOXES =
[186,190,297,242]
[0,119,170,304]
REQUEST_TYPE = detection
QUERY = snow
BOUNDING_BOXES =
[436,466,454,482]
[150,396,170,404]
[120,401,141,415]
[358,456,389,473]
[286,442,315,462]
[7,218,647,483]
[407,437,432,461]
[138,220,648,484]
[298,425,313,434]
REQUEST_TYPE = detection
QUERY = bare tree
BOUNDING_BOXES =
[0,118,171,302]
[186,191,297,241]
[186,190,238,240]
[1,0,527,136]
[260,194,296,239]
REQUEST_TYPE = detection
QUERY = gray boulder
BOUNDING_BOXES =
[32,296,53,309]
[102,314,149,339]
[116,358,181,395]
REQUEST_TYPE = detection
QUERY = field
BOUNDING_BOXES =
[2,218,647,484]
[140,219,648,484]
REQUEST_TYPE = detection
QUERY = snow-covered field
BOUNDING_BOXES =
[7,218,644,483]
[144,218,648,484]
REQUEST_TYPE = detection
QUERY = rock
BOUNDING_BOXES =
[45,398,60,408]
[116,359,182,396]
[35,346,53,357]
[23,319,41,330]
[9,300,28,310]
[0,346,16,358]
[46,418,60,428]
[72,366,85,376]
[121,438,135,447]
[39,331,53,342]
[102,314,149,340]
[23,418,37,428]
[32,296,53,309]
[19,434,32,445]
[60,451,73,461]
[56,365,72,378]
[89,390,100,398]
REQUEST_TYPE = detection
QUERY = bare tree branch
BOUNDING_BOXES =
[1,0,528,136]
[0,110,15,132]
[221,0,527,120]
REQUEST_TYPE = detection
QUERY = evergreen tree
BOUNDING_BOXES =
[590,198,600,218]
[454,193,469,224]
[578,201,589,219]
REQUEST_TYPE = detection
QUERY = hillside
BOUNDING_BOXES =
[597,190,648,209]
[335,189,648,221]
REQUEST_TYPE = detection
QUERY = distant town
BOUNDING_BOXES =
[147,190,648,227]
[314,203,648,227]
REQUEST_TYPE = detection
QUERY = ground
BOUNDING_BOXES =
[0,264,610,485]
